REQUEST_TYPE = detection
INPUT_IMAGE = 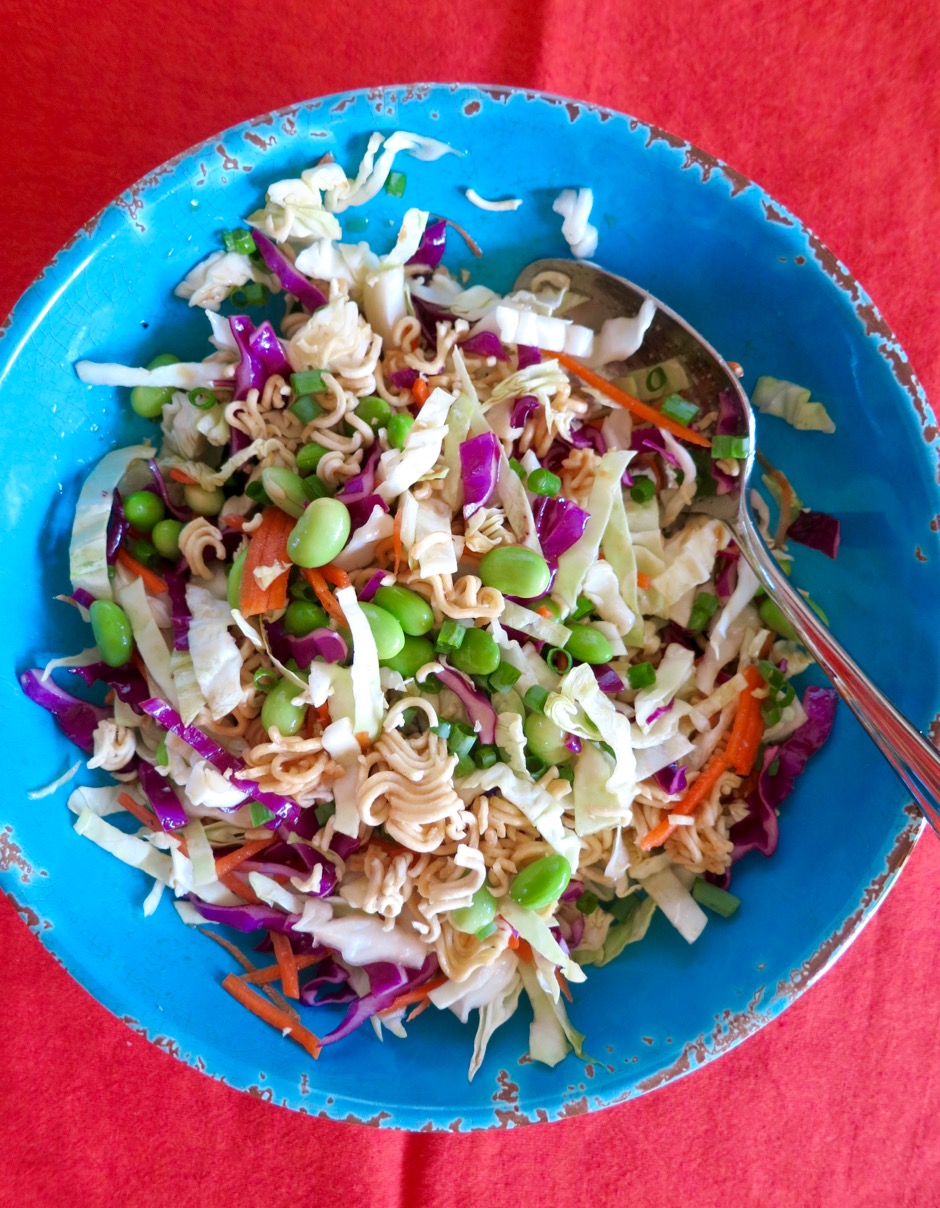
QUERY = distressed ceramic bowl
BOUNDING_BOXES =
[1,84,937,1130]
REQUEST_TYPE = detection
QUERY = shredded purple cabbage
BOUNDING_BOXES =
[358,569,388,603]
[510,395,539,429]
[410,295,453,345]
[715,546,740,603]
[267,620,348,671]
[459,330,509,361]
[433,664,498,744]
[787,510,841,559]
[190,899,302,933]
[163,565,191,651]
[229,316,292,398]
[630,426,679,467]
[716,388,747,436]
[591,665,625,695]
[72,588,95,610]
[68,662,151,712]
[300,957,355,1006]
[345,494,389,532]
[646,700,674,724]
[106,490,129,564]
[564,734,582,754]
[568,423,607,456]
[653,763,688,795]
[248,320,292,380]
[20,669,109,753]
[407,218,447,269]
[338,443,382,503]
[387,367,419,390]
[316,955,439,1048]
[531,495,590,562]
[137,760,189,831]
[516,345,541,370]
[146,459,191,522]
[460,432,501,517]
[251,229,327,313]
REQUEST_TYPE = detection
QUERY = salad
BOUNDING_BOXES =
[21,132,839,1077]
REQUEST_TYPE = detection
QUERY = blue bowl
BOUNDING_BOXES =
[2,84,937,1129]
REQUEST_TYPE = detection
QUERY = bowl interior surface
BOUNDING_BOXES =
[1,83,937,1129]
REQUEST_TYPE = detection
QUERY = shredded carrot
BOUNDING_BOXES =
[392,510,403,575]
[301,567,347,624]
[319,563,351,590]
[223,514,248,531]
[355,732,372,753]
[507,932,520,950]
[169,468,198,485]
[515,938,535,964]
[536,605,554,619]
[200,927,258,974]
[636,571,652,590]
[380,976,449,1016]
[639,750,730,851]
[221,973,321,1059]
[218,871,263,904]
[271,933,300,999]
[556,969,573,1003]
[239,507,295,617]
[412,376,430,407]
[443,217,483,258]
[115,548,168,594]
[214,837,275,879]
[735,706,765,778]
[241,955,321,986]
[406,997,433,1022]
[118,791,159,831]
[549,351,712,449]
[315,701,331,728]
[725,665,764,774]
[727,361,743,377]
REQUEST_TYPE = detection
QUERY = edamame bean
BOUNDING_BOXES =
[509,853,572,911]
[355,395,392,429]
[89,599,133,667]
[387,413,414,449]
[183,483,225,516]
[373,584,434,636]
[523,712,571,766]
[227,547,247,610]
[151,518,184,560]
[124,491,165,532]
[287,497,351,568]
[478,546,551,600]
[261,676,308,736]
[283,601,330,636]
[564,623,614,665]
[450,885,498,935]
[759,598,798,642]
[129,538,159,568]
[296,443,330,474]
[359,603,405,660]
[129,354,178,419]
[261,466,308,519]
[450,627,501,676]
[380,635,435,678]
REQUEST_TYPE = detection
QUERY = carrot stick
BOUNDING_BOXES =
[412,377,430,407]
[639,750,730,851]
[218,871,263,905]
[118,791,159,831]
[406,997,433,1022]
[556,970,573,1003]
[380,976,449,1016]
[443,217,483,258]
[725,665,764,773]
[636,571,652,590]
[169,468,198,485]
[536,606,554,619]
[392,510,403,575]
[115,548,168,594]
[301,567,346,624]
[214,837,275,879]
[221,973,321,1059]
[734,704,765,778]
[550,350,712,449]
[239,506,295,617]
[241,955,321,986]
[200,927,258,974]
[271,933,300,999]
[319,563,350,590]
[515,939,535,964]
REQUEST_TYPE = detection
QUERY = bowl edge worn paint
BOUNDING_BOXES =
[1,83,938,1130]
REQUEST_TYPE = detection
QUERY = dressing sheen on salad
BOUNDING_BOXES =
[22,131,839,1077]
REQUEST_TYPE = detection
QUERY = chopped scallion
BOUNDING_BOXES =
[711,435,749,460]
[385,170,407,198]
[630,476,656,504]
[659,394,700,426]
[523,685,550,714]
[291,369,326,395]
[627,661,656,690]
[249,801,275,827]
[692,877,741,918]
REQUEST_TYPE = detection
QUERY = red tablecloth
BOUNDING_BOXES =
[3,3,939,1203]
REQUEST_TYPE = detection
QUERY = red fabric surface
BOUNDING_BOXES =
[3,3,939,1204]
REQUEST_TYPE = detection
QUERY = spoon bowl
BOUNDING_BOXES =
[516,257,940,833]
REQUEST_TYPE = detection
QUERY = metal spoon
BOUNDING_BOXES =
[515,258,940,833]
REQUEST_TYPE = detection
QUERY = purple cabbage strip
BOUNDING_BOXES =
[564,734,582,754]
[330,833,360,861]
[560,880,583,902]
[317,956,439,1048]
[338,442,382,503]
[459,330,510,361]
[300,957,355,1007]
[710,460,738,496]
[591,665,625,695]
[433,664,498,744]
[251,229,327,313]
[20,669,109,754]
[69,662,151,712]
[147,459,191,522]
[510,395,539,429]
[531,495,590,563]
[410,295,453,345]
[516,345,541,370]
[787,510,841,559]
[358,569,389,603]
[248,320,293,379]
[106,490,129,564]
[646,700,674,724]
[653,763,688,795]
[716,388,747,436]
[137,760,189,831]
[406,217,447,269]
[163,565,191,651]
[139,698,299,825]
[568,423,607,456]
[345,494,389,532]
[266,620,349,671]
[72,588,95,610]
[190,899,302,934]
[715,546,740,603]
[460,432,501,518]
[229,315,266,398]
[630,426,680,467]
[387,367,419,390]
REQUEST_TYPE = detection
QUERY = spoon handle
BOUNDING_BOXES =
[739,515,940,835]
